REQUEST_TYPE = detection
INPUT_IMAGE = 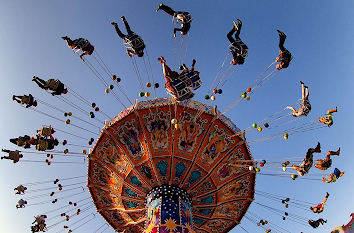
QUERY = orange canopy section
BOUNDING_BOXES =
[87,98,255,233]
[331,213,354,233]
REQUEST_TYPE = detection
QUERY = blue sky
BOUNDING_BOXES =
[0,0,353,232]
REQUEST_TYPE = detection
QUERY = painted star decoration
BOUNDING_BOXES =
[164,217,178,231]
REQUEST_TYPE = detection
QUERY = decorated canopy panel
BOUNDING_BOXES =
[88,98,255,233]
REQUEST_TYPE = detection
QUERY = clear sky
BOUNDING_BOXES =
[0,0,353,232]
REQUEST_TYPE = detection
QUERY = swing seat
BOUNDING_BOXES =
[167,78,193,101]
[72,38,94,55]
[123,34,145,52]
[21,95,33,105]
[230,39,248,58]
[175,12,192,23]
[186,71,201,90]
[37,140,49,151]
[73,38,90,48]
[178,71,201,90]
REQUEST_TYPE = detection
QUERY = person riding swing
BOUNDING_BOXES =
[227,19,248,66]
[62,36,94,61]
[156,4,192,37]
[111,16,145,57]
[32,76,68,96]
[276,30,292,70]
[158,56,197,101]
[286,81,311,117]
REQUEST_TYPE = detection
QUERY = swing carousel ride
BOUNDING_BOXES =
[1,2,351,233]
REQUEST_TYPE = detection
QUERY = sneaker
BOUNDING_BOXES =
[237,18,242,27]
[157,56,166,63]
[300,81,304,85]
[111,22,117,26]
[315,142,321,153]
[233,21,238,31]
[277,30,286,38]
[156,4,162,12]
[336,147,340,155]
[12,95,16,101]
[121,16,126,21]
